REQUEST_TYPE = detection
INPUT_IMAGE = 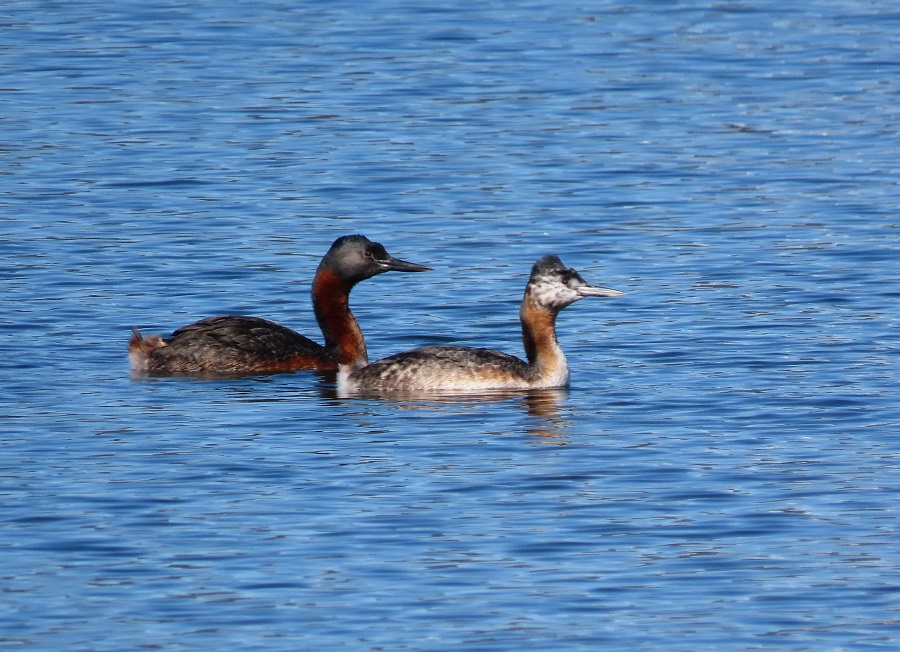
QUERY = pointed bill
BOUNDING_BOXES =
[576,285,625,298]
[382,256,432,273]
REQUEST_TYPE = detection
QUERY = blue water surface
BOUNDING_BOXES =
[2,1,899,649]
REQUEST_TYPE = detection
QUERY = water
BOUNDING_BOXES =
[2,0,899,649]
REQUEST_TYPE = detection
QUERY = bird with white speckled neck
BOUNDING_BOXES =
[338,255,624,394]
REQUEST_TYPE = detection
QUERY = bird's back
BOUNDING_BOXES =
[342,345,534,392]
[144,316,330,375]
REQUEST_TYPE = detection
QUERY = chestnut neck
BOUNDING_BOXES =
[520,293,564,371]
[312,268,368,367]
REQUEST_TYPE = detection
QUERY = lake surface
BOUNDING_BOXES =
[2,0,899,649]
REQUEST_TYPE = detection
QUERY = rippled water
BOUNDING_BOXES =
[3,1,900,649]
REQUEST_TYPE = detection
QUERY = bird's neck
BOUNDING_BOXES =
[312,268,367,367]
[520,293,568,386]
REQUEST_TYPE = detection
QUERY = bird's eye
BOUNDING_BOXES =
[364,249,374,259]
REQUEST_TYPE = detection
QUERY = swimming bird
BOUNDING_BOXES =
[129,234,431,376]
[338,254,623,393]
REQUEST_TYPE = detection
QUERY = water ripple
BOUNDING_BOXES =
[2,0,900,650]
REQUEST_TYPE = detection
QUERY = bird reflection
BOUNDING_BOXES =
[320,382,569,442]
[522,388,569,441]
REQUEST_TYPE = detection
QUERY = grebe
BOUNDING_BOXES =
[338,255,624,394]
[129,235,430,376]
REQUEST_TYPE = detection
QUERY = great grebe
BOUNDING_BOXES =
[338,255,623,393]
[130,234,430,376]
